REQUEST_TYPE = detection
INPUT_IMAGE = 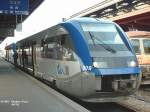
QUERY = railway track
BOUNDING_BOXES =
[117,88,150,112]
[75,102,136,112]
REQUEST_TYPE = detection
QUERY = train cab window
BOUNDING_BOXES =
[143,39,150,54]
[130,39,141,54]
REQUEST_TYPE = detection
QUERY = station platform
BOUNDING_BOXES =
[0,58,89,112]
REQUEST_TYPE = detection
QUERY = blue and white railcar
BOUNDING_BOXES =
[34,18,141,102]
[6,18,141,102]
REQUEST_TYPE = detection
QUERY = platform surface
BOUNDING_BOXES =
[0,58,89,112]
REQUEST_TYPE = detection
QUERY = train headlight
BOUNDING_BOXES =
[128,60,137,67]
[93,62,107,68]
[93,62,100,68]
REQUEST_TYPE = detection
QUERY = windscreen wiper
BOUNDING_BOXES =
[88,32,116,53]
[88,32,96,46]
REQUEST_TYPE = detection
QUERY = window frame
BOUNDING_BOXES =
[143,39,150,55]
[130,39,141,55]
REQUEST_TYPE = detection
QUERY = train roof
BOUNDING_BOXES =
[126,31,150,38]
[18,17,114,44]
[65,17,114,24]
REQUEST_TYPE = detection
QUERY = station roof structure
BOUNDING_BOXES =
[70,0,150,32]
[0,0,44,40]
[126,31,150,37]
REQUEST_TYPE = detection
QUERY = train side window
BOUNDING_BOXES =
[41,27,77,61]
[60,35,77,61]
[143,39,150,54]
[41,42,58,59]
[41,37,60,59]
[47,42,58,59]
[130,39,141,54]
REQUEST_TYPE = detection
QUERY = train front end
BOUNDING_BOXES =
[62,18,141,102]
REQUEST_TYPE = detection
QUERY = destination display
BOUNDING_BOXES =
[0,0,29,15]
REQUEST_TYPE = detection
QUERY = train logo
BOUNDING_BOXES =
[57,63,65,75]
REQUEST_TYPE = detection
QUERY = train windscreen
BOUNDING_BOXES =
[81,23,129,52]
